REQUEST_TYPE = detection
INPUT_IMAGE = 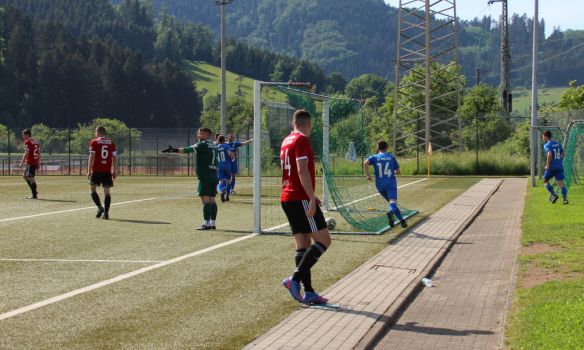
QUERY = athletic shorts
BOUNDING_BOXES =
[217,164,232,181]
[544,169,565,182]
[24,164,37,177]
[230,160,238,175]
[90,172,114,188]
[377,186,398,201]
[281,200,327,234]
[198,178,218,197]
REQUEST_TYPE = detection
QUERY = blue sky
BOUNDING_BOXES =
[385,0,584,37]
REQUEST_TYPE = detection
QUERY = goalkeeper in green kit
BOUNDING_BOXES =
[162,128,220,230]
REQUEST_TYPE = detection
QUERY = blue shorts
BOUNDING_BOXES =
[217,164,232,181]
[377,186,398,201]
[544,169,565,182]
[230,160,238,175]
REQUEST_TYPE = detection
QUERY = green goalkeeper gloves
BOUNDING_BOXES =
[161,145,179,153]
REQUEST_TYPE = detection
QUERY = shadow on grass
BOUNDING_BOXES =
[109,219,171,225]
[35,198,77,203]
[184,62,214,82]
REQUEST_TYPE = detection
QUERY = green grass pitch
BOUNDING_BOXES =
[0,175,478,349]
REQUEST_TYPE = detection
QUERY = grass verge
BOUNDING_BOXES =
[505,182,584,349]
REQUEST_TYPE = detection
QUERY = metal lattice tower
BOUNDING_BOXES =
[393,0,462,156]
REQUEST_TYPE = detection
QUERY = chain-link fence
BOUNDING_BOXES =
[1,128,254,176]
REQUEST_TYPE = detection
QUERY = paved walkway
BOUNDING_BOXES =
[373,178,525,350]
[244,178,512,350]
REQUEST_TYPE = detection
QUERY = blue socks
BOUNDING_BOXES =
[545,183,556,196]
[389,202,403,221]
[561,186,567,200]
[229,177,236,192]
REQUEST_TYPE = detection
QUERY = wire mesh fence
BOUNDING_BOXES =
[0,128,254,176]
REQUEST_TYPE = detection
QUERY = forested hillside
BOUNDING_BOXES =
[138,0,584,85]
[0,0,330,128]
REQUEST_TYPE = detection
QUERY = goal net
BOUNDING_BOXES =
[252,81,418,234]
[535,120,584,192]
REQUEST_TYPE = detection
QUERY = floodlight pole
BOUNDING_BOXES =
[530,0,538,187]
[215,0,233,136]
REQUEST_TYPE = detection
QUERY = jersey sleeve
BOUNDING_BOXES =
[111,142,117,157]
[295,136,311,160]
[367,155,376,166]
[89,140,96,154]
[184,143,201,153]
[543,143,550,154]
[393,157,400,171]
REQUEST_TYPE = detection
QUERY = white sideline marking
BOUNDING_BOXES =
[0,233,256,321]
[0,258,163,264]
[328,178,428,210]
[0,198,157,223]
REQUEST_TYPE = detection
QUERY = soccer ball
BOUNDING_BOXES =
[326,218,336,231]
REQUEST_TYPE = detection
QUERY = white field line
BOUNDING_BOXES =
[0,258,163,264]
[328,177,428,211]
[0,198,157,223]
[263,177,429,232]
[0,233,256,321]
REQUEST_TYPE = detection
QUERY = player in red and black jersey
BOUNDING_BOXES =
[280,109,331,305]
[87,126,117,219]
[19,129,40,199]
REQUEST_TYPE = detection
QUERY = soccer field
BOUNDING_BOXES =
[0,175,478,349]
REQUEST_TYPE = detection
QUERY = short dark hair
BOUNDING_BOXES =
[22,129,31,136]
[292,109,312,126]
[215,133,221,139]
[217,135,225,143]
[544,130,552,138]
[199,127,212,135]
[377,140,388,151]
[96,126,106,135]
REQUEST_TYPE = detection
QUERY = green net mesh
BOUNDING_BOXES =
[259,84,418,234]
[535,121,584,191]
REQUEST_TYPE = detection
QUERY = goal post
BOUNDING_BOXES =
[252,80,418,235]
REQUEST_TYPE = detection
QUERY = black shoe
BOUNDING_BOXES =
[26,195,38,200]
[225,193,230,201]
[386,212,395,228]
[96,207,104,218]
[563,199,569,205]
[101,213,109,220]
[550,194,559,204]
[400,220,408,228]
[197,225,213,230]
[209,226,216,230]
[220,191,226,203]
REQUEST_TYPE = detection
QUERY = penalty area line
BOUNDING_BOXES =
[0,233,256,321]
[0,198,157,223]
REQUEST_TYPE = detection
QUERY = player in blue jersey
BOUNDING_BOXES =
[543,130,568,204]
[363,140,407,228]
[216,135,235,202]
[226,133,253,194]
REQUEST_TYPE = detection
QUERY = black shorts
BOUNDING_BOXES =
[90,172,114,188]
[281,200,327,234]
[24,164,37,177]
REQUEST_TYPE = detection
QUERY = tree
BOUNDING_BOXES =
[557,80,584,110]
[345,74,390,106]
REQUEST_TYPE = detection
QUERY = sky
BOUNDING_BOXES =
[385,0,584,37]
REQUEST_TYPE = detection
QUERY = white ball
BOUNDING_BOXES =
[326,218,336,230]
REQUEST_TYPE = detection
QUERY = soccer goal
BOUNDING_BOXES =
[252,81,418,235]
